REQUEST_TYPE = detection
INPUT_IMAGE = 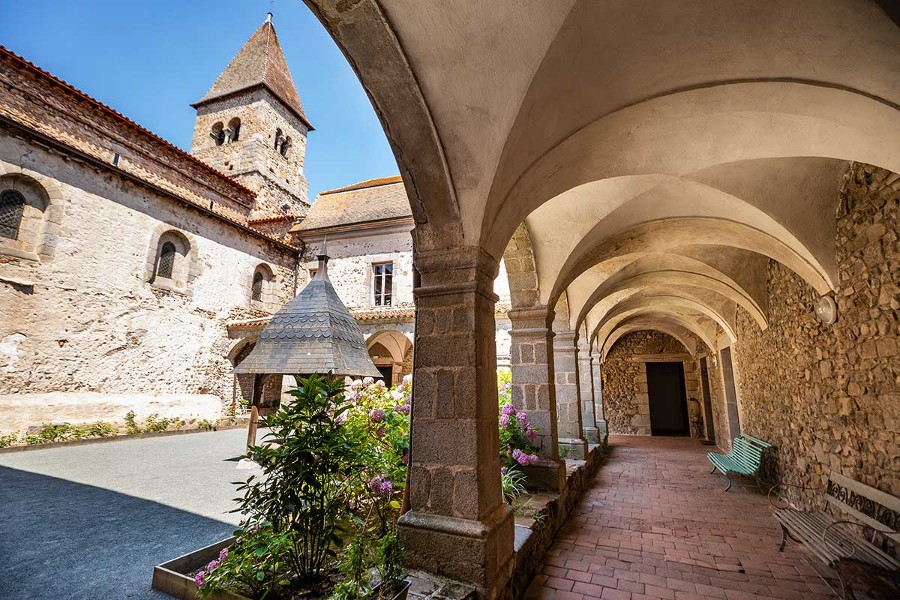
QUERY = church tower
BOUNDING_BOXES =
[191,13,312,218]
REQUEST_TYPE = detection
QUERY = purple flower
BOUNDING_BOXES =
[395,404,410,415]
[526,428,538,440]
[194,571,205,587]
[369,409,386,423]
[375,426,386,438]
[512,449,538,466]
[500,466,508,475]
[335,411,348,423]
[206,559,219,572]
[218,547,228,562]
[499,414,510,428]
[369,475,394,497]
[516,412,528,425]
[501,403,517,416]
[363,377,374,386]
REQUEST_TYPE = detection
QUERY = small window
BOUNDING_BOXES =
[227,118,241,143]
[280,136,292,158]
[251,271,264,301]
[0,190,25,239]
[210,122,225,146]
[274,128,283,151]
[308,267,317,280]
[373,262,393,307]
[157,242,176,279]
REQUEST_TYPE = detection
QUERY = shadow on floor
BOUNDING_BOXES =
[0,466,235,599]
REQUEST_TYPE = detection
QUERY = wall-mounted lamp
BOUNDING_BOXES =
[815,295,838,325]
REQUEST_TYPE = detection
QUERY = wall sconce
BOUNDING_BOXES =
[815,295,838,325]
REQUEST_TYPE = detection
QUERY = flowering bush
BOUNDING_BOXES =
[498,370,539,470]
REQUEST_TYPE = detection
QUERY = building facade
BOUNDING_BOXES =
[0,18,311,432]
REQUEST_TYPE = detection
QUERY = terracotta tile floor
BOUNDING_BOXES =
[525,436,838,600]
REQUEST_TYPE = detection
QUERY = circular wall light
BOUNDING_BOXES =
[815,295,838,325]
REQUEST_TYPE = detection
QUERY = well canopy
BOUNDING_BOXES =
[234,254,381,378]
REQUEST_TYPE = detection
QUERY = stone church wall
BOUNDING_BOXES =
[601,330,702,436]
[0,137,298,432]
[731,163,899,504]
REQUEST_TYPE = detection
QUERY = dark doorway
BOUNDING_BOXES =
[376,364,393,383]
[646,362,689,436]
[699,357,716,444]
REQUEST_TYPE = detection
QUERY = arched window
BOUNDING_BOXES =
[210,122,225,146]
[227,118,241,143]
[251,270,264,301]
[0,190,25,240]
[280,136,292,158]
[274,128,284,151]
[157,242,176,279]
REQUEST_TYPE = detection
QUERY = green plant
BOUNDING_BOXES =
[0,432,18,448]
[81,421,116,438]
[196,524,293,599]
[235,375,371,584]
[512,496,545,524]
[501,467,527,502]
[558,445,570,459]
[197,419,217,431]
[329,537,372,600]
[124,410,141,434]
[375,532,405,597]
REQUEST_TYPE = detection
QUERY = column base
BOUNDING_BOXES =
[597,420,609,446]
[398,504,514,596]
[558,437,588,460]
[519,458,566,492]
[583,426,599,445]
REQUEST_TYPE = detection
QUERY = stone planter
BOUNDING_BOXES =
[152,537,248,600]
[371,579,412,600]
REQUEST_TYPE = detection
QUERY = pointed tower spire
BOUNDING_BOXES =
[192,14,313,130]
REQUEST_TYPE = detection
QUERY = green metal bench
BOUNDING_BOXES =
[707,433,772,491]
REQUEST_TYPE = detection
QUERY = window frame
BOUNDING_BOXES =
[156,241,177,279]
[0,189,25,240]
[251,270,264,302]
[372,261,393,307]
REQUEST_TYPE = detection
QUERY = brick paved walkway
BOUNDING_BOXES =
[526,436,837,600]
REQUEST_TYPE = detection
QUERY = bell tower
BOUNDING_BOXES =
[191,13,313,218]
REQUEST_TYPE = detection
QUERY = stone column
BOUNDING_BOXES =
[591,351,608,444]
[553,330,588,459]
[398,247,514,595]
[507,306,566,491]
[577,338,599,445]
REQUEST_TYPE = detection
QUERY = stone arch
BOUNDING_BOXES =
[251,263,276,306]
[596,308,718,361]
[366,329,413,385]
[600,322,701,362]
[0,162,66,261]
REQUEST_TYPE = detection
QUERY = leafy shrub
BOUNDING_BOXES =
[197,419,217,431]
[124,410,141,434]
[501,466,527,502]
[0,433,18,448]
[196,524,294,599]
[375,532,405,596]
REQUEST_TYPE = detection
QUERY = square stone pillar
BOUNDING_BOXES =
[398,247,514,597]
[553,330,588,459]
[507,306,566,491]
[591,351,608,445]
[577,338,599,445]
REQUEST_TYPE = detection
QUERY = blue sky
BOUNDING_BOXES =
[0,0,398,200]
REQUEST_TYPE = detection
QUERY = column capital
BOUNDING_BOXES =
[553,329,577,351]
[508,305,553,334]
[414,246,499,303]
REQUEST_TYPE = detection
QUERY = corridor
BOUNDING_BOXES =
[526,437,836,600]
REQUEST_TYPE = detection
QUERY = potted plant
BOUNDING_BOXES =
[371,532,410,600]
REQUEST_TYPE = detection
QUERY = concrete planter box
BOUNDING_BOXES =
[152,537,248,600]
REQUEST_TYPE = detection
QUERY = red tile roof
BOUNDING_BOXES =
[293,176,411,233]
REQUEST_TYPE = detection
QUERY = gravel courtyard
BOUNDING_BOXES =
[0,429,257,599]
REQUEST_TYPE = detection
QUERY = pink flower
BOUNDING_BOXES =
[218,547,228,562]
[516,412,528,425]
[501,403,517,416]
[512,448,539,466]
[335,411,348,423]
[395,404,410,415]
[526,428,538,440]
[194,571,205,587]
[369,409,386,423]
[499,414,510,428]
[206,559,219,572]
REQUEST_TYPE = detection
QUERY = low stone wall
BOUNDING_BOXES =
[507,445,606,600]
[0,392,223,434]
[732,163,899,506]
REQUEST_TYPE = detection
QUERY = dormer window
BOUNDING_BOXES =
[210,122,225,146]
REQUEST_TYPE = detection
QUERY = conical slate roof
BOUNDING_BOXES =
[193,14,313,130]
[234,254,380,378]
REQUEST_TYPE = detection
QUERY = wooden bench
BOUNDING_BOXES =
[707,433,772,491]
[771,472,899,598]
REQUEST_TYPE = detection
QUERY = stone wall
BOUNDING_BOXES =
[601,330,701,435]
[732,163,899,502]
[0,137,298,432]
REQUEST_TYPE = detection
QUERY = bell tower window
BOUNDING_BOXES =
[226,118,241,143]
[210,122,225,146]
